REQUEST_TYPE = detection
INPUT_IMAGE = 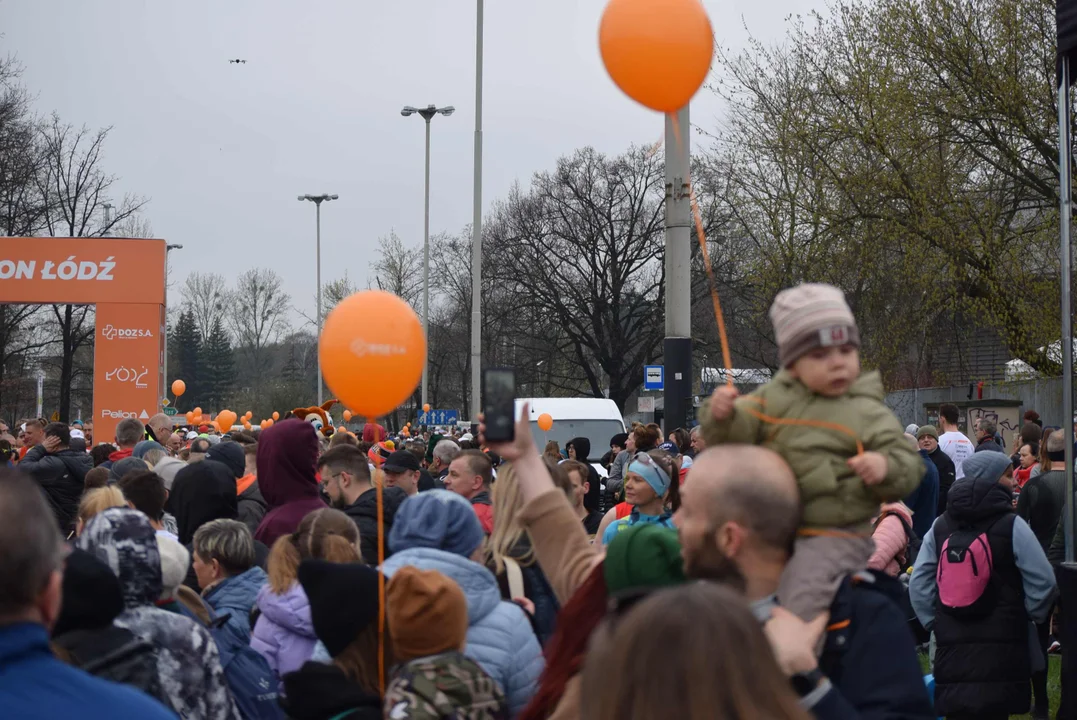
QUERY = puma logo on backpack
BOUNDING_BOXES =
[936,517,1003,616]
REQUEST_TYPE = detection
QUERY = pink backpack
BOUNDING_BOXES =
[936,519,1003,615]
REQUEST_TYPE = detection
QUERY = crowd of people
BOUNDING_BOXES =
[0,281,1069,719]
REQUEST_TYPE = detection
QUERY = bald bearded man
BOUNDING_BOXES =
[675,446,933,719]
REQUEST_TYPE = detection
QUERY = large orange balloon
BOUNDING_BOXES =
[538,413,554,432]
[599,0,714,113]
[217,410,236,433]
[319,290,426,419]
[171,379,186,397]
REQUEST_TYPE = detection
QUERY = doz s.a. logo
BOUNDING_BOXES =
[102,324,153,341]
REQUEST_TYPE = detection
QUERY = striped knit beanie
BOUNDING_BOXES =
[769,283,860,368]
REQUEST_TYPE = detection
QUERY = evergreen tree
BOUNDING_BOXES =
[201,317,236,410]
[281,345,304,386]
[170,310,203,411]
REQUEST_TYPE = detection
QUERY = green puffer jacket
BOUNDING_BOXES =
[698,370,923,531]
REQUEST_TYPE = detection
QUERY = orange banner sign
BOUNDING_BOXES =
[0,237,166,305]
[92,303,165,444]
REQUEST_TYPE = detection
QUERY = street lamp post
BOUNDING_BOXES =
[471,0,484,426]
[401,104,454,409]
[298,193,339,405]
[164,243,183,409]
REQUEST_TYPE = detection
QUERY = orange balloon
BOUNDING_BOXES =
[538,413,554,432]
[243,419,252,430]
[272,411,280,421]
[343,409,353,422]
[423,404,431,413]
[260,420,268,429]
[185,411,194,423]
[244,411,252,420]
[267,418,275,426]
[320,290,426,419]
[193,407,202,417]
[171,379,186,397]
[217,410,236,433]
[599,0,714,113]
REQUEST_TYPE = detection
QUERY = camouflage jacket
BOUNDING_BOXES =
[384,652,508,720]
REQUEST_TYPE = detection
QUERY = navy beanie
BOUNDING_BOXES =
[389,489,485,558]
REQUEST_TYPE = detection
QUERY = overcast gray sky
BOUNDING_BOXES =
[1,0,815,327]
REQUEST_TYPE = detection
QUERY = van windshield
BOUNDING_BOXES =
[528,419,625,462]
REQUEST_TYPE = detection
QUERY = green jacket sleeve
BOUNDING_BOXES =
[859,399,924,502]
[697,390,766,447]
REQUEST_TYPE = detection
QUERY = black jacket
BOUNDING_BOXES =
[931,475,1027,716]
[417,468,443,492]
[19,445,91,534]
[53,626,164,707]
[238,481,268,536]
[281,661,382,720]
[806,571,936,720]
[1017,469,1067,553]
[926,447,956,516]
[343,486,408,565]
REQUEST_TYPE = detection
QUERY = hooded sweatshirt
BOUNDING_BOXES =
[170,459,268,591]
[76,508,240,719]
[567,436,601,513]
[255,420,327,546]
[206,441,268,534]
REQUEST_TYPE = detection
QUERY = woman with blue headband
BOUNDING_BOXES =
[600,450,677,545]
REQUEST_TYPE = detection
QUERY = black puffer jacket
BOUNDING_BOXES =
[931,475,1027,717]
[342,485,408,565]
[19,445,91,534]
[281,661,382,720]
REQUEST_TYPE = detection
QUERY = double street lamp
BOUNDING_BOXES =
[298,193,338,405]
[401,104,454,408]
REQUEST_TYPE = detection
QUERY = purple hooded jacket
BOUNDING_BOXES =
[250,582,318,686]
[254,419,326,547]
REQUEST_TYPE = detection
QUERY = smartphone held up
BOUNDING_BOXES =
[482,368,516,443]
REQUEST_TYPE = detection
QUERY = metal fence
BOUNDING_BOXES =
[885,377,1068,428]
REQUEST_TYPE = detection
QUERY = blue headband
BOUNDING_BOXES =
[628,459,671,497]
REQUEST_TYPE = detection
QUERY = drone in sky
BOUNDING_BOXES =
[228,59,247,64]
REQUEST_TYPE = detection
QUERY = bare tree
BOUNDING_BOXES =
[369,231,422,310]
[228,268,291,382]
[297,271,358,329]
[35,114,148,421]
[181,272,230,342]
[0,55,52,411]
[485,146,667,410]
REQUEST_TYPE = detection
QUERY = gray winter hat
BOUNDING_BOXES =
[961,451,1011,485]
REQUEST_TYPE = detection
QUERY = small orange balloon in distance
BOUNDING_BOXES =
[599,0,714,113]
[244,411,253,420]
[319,290,427,419]
[267,418,275,427]
[538,413,554,432]
[243,420,252,430]
[272,411,280,421]
[343,410,352,422]
[423,403,431,413]
[193,407,202,417]
[171,379,186,397]
[185,411,194,423]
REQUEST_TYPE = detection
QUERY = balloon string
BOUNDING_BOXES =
[376,458,385,694]
[672,116,864,457]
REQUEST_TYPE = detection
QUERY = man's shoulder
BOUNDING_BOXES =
[3,652,173,718]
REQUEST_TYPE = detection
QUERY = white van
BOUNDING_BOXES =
[514,398,626,478]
